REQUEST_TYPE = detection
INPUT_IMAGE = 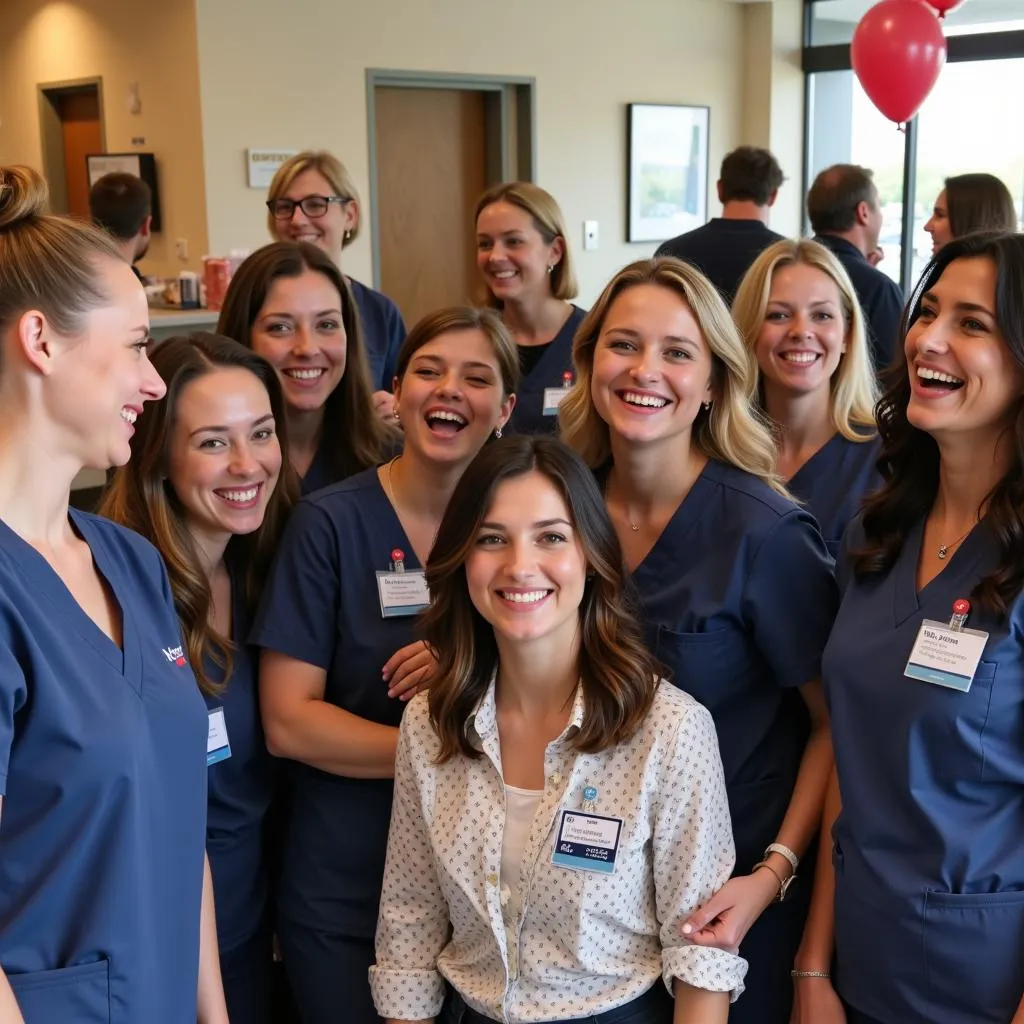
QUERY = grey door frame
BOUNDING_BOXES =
[37,76,107,216]
[365,69,537,290]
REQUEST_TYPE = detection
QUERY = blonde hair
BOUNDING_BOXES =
[266,150,361,249]
[475,182,579,302]
[732,239,877,442]
[559,256,786,496]
[0,165,123,344]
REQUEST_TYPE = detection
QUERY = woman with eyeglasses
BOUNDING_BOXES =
[266,150,406,421]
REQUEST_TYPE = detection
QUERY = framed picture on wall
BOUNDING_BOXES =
[626,103,710,243]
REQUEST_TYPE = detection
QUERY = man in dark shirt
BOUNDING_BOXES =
[807,164,905,374]
[656,146,785,302]
[89,172,153,281]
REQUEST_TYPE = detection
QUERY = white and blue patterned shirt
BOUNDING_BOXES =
[370,679,747,1022]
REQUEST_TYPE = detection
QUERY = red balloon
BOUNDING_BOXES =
[852,0,947,124]
[925,0,963,15]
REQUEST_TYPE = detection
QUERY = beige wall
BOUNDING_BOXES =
[0,0,208,280]
[195,0,751,306]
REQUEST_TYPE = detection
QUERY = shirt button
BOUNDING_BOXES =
[486,872,499,886]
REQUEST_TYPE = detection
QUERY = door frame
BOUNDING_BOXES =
[37,76,107,216]
[365,69,536,289]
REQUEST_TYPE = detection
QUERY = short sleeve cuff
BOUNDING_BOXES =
[368,965,446,1020]
[774,655,823,690]
[246,626,331,670]
[663,946,748,1003]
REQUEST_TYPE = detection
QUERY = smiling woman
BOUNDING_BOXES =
[100,332,297,1024]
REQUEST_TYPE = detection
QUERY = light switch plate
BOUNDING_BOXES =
[583,220,599,251]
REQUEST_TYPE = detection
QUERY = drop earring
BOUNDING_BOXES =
[494,427,503,440]
[702,400,712,411]
[546,265,553,274]
[344,229,352,242]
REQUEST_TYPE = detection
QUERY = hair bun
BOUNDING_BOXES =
[0,165,50,231]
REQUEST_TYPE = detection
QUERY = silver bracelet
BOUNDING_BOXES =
[791,969,831,980]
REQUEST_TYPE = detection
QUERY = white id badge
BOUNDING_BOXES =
[207,707,231,766]
[542,387,570,417]
[376,569,430,618]
[904,619,989,692]
[551,810,622,874]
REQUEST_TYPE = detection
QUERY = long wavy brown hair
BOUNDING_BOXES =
[217,240,392,484]
[423,435,661,763]
[101,333,299,694]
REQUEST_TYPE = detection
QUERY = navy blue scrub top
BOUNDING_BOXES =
[350,278,406,393]
[251,466,418,937]
[787,432,881,559]
[627,459,838,868]
[507,304,587,436]
[825,518,1024,1024]
[204,560,277,956]
[299,440,337,496]
[0,511,208,1024]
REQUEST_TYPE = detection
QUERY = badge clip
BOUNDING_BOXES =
[581,784,598,812]
[949,598,970,632]
[391,547,406,574]
[562,371,574,390]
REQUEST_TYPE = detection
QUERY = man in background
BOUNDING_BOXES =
[656,145,785,301]
[807,164,904,374]
[89,172,152,280]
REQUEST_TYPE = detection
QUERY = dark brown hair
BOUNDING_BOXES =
[944,173,1018,240]
[720,146,784,206]
[807,164,878,235]
[854,233,1024,619]
[89,172,152,240]
[101,333,299,694]
[217,241,391,484]
[423,435,660,762]
[395,305,520,397]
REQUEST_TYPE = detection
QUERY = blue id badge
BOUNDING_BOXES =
[207,707,231,766]
[905,619,988,692]
[551,809,622,874]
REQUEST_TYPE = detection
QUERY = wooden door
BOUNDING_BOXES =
[375,87,488,327]
[58,90,102,219]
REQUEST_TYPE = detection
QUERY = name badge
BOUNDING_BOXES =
[207,707,231,766]
[376,569,430,618]
[905,618,989,692]
[542,387,570,417]
[551,809,622,874]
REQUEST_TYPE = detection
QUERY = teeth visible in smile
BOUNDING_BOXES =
[217,487,259,503]
[621,391,668,408]
[491,270,516,279]
[121,408,137,424]
[917,366,964,385]
[781,352,819,364]
[499,590,549,603]
[428,410,468,425]
[284,368,325,380]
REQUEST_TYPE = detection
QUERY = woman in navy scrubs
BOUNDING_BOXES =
[0,166,226,1022]
[266,149,406,417]
[218,240,394,494]
[253,305,518,1024]
[794,233,1024,1024]
[101,333,297,1023]
[560,256,838,1024]
[476,182,586,434]
[732,239,881,556]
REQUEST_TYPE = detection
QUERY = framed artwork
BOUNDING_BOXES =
[626,103,710,243]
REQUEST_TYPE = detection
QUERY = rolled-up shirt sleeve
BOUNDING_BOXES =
[653,701,748,1000]
[370,702,450,1019]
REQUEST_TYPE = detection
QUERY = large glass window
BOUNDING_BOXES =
[810,0,1024,47]
[910,58,1024,285]
[806,71,907,284]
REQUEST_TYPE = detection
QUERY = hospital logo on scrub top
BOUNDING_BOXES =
[162,645,188,666]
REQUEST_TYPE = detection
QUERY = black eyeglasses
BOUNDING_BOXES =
[266,195,349,220]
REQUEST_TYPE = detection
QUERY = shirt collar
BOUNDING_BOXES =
[469,671,587,745]
[814,233,867,264]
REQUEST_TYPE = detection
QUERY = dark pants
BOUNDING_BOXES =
[438,982,673,1024]
[220,933,274,1024]
[277,917,380,1024]
[843,1005,887,1024]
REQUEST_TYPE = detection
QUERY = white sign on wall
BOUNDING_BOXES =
[246,148,298,189]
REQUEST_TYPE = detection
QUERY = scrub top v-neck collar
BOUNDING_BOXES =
[0,510,143,692]
[371,470,424,571]
[892,517,987,627]
[631,459,717,576]
[787,433,841,492]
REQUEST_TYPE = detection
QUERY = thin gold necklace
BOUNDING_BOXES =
[937,523,974,560]
[383,455,403,515]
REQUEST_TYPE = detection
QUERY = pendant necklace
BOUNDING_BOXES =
[937,524,974,560]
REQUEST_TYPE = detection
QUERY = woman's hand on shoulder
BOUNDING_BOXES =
[680,868,779,952]
[383,641,438,700]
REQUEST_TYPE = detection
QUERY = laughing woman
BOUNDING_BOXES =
[252,306,518,1024]
[560,257,838,1024]
[101,333,297,1024]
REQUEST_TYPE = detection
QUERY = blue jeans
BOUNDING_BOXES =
[438,983,673,1024]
